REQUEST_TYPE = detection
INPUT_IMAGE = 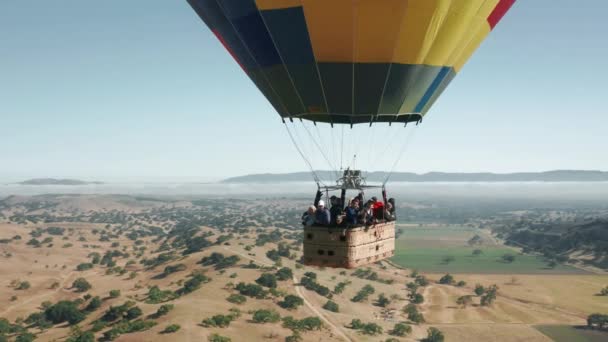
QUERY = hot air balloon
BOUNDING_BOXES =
[187,0,516,268]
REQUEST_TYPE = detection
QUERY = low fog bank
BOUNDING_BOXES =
[1,181,606,205]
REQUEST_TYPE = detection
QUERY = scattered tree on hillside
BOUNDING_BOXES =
[480,284,499,306]
[322,300,339,312]
[501,253,516,263]
[441,256,455,264]
[438,274,454,285]
[72,278,91,292]
[389,322,412,337]
[279,295,304,310]
[587,313,608,330]
[456,295,473,308]
[421,327,445,342]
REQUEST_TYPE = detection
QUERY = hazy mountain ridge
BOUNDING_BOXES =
[223,170,608,183]
[18,178,104,185]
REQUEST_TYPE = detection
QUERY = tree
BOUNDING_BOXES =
[587,313,608,329]
[226,294,246,305]
[441,256,455,264]
[468,235,482,246]
[438,274,454,285]
[72,278,92,292]
[276,267,293,281]
[456,280,466,287]
[279,295,304,310]
[154,304,174,318]
[252,309,280,323]
[375,293,391,307]
[410,293,424,304]
[406,282,419,293]
[109,290,121,298]
[415,275,429,287]
[422,327,444,342]
[17,281,30,290]
[85,297,102,312]
[66,325,95,342]
[474,284,485,296]
[389,323,412,336]
[456,295,473,308]
[161,324,180,334]
[472,249,483,256]
[255,273,277,289]
[599,286,608,296]
[501,254,516,263]
[208,333,231,342]
[125,306,143,320]
[44,300,85,325]
[362,323,383,335]
[322,300,339,313]
[480,285,498,306]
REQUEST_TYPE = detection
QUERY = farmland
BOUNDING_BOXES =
[391,225,585,274]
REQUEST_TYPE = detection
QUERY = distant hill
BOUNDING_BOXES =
[223,170,608,183]
[18,178,104,185]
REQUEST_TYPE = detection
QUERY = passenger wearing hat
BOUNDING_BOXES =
[315,200,331,226]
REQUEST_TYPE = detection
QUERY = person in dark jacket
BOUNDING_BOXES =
[344,198,360,226]
[387,198,397,221]
[315,200,331,225]
[329,195,343,225]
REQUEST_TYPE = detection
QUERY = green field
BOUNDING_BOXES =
[535,325,608,342]
[390,225,586,274]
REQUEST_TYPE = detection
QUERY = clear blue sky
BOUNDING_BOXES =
[1,1,607,182]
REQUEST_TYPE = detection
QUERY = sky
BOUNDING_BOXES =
[1,1,607,182]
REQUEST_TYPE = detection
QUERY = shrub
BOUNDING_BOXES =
[178,273,210,295]
[501,254,516,263]
[44,300,85,325]
[389,323,412,336]
[421,327,444,342]
[146,286,176,304]
[109,290,121,298]
[322,300,339,312]
[438,274,454,285]
[208,333,231,342]
[252,309,280,323]
[17,281,30,290]
[85,296,102,312]
[456,295,474,307]
[72,278,92,292]
[351,284,375,302]
[480,285,498,306]
[235,282,267,299]
[255,273,278,289]
[474,284,485,296]
[282,316,322,331]
[276,267,293,281]
[161,324,180,334]
[226,294,246,305]
[375,293,390,307]
[153,304,174,318]
[279,295,304,310]
[76,263,94,271]
[201,314,234,328]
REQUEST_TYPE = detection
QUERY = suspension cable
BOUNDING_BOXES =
[283,122,324,186]
[299,121,340,179]
[383,125,419,186]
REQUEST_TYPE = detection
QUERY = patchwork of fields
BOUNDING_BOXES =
[391,225,585,274]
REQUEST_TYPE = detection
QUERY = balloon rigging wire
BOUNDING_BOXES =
[300,120,340,180]
[383,124,419,185]
[283,122,324,186]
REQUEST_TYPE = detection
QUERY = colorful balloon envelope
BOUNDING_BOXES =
[187,0,515,125]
